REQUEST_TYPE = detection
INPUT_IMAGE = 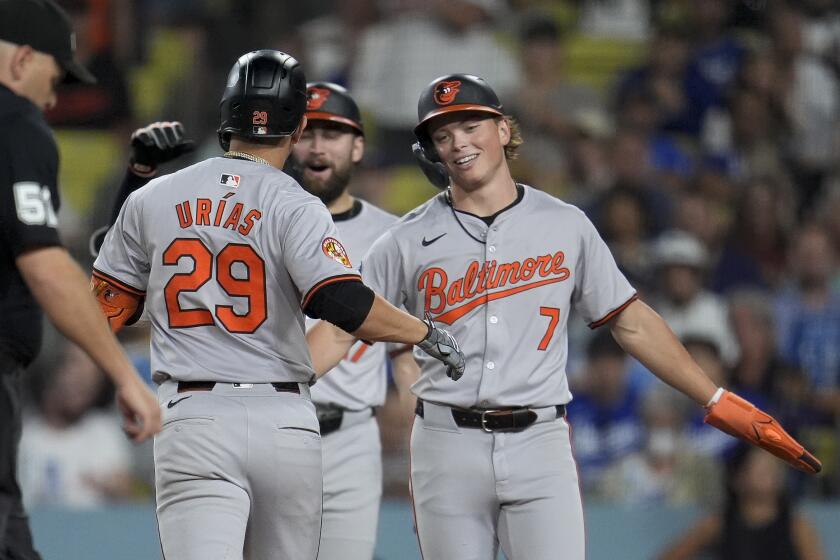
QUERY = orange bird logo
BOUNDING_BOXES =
[307,87,332,111]
[433,80,461,105]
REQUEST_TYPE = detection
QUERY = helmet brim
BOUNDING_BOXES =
[414,104,504,137]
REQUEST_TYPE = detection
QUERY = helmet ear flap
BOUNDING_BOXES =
[418,135,440,163]
[411,141,449,190]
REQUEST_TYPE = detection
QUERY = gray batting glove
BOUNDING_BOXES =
[416,314,465,381]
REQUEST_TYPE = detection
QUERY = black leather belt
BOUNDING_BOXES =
[415,399,566,433]
[316,404,375,436]
[177,381,300,394]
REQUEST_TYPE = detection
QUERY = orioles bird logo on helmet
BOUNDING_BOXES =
[307,87,332,111]
[433,80,461,105]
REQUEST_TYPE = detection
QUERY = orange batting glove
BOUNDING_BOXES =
[704,389,821,474]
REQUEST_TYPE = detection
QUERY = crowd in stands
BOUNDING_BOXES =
[19,0,840,516]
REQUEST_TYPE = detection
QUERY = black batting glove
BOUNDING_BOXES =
[411,142,449,190]
[130,121,195,176]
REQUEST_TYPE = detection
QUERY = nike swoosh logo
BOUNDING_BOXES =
[422,233,447,246]
[167,395,192,409]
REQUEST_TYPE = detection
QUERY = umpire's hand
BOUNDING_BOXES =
[116,375,162,442]
[129,121,195,175]
[417,314,466,381]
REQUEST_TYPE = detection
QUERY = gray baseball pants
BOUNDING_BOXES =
[317,414,382,560]
[410,401,585,560]
[154,381,322,560]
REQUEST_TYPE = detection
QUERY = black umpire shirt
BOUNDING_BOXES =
[0,84,62,367]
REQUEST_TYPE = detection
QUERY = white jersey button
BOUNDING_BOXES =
[486,361,495,370]
[488,245,496,253]
[489,316,498,324]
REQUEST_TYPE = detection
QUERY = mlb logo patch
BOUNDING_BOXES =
[253,126,268,135]
[220,173,240,188]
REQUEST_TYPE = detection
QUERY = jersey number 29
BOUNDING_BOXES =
[163,238,266,333]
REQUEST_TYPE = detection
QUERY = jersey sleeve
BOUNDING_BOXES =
[92,191,149,294]
[359,229,407,308]
[281,202,362,308]
[0,118,61,255]
[571,213,637,328]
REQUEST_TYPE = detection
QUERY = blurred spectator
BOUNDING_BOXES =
[577,0,651,40]
[683,0,745,134]
[589,128,673,235]
[701,87,788,182]
[615,87,695,193]
[596,186,654,289]
[567,329,644,493]
[712,176,794,293]
[508,12,605,193]
[650,230,739,366]
[563,113,614,205]
[46,0,131,130]
[615,28,698,135]
[813,183,840,291]
[350,0,521,164]
[673,189,729,257]
[774,225,840,421]
[727,290,784,410]
[657,445,824,560]
[298,0,379,84]
[18,343,134,509]
[770,3,840,215]
[598,387,719,506]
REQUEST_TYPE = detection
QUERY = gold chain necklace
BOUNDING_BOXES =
[223,151,270,166]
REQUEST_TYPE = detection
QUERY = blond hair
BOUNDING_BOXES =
[500,115,523,161]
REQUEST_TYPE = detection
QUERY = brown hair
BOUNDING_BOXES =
[501,115,523,161]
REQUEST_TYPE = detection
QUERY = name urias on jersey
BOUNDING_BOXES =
[418,250,571,324]
[174,195,262,236]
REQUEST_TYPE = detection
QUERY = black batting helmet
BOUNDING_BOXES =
[305,82,364,135]
[218,50,307,151]
[413,73,504,161]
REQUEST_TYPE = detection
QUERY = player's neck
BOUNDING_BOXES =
[450,171,518,217]
[327,191,355,215]
[228,139,290,170]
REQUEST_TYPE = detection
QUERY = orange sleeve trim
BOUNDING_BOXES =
[301,274,363,309]
[91,268,146,296]
[588,293,639,329]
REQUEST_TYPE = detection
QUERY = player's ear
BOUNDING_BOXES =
[290,115,308,145]
[496,117,511,147]
[351,134,365,164]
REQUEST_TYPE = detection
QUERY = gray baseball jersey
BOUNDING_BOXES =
[94,157,360,384]
[363,185,637,409]
[309,199,398,410]
[365,184,636,560]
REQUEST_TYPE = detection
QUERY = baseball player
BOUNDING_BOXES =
[90,50,465,560]
[288,81,404,560]
[308,74,820,560]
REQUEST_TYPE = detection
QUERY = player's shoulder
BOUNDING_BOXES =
[390,191,449,233]
[356,198,399,226]
[521,184,592,225]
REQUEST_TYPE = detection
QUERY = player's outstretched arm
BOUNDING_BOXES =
[307,320,356,377]
[306,280,465,380]
[90,122,195,257]
[17,247,161,442]
[608,298,821,474]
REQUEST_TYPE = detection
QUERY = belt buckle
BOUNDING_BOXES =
[480,409,500,432]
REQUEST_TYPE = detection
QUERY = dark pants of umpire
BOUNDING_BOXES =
[0,353,41,560]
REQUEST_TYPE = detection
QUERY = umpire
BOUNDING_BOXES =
[0,1,161,557]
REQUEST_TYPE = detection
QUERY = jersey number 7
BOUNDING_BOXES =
[163,238,266,333]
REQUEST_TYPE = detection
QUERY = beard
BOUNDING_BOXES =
[299,158,353,206]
